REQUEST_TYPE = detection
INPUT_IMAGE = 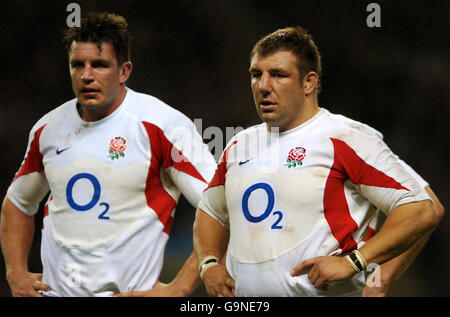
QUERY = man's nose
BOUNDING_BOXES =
[259,73,272,93]
[81,65,94,81]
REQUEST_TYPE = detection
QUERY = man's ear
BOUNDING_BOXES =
[303,71,318,95]
[119,61,133,84]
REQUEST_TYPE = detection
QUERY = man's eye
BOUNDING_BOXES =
[93,62,109,68]
[250,73,261,79]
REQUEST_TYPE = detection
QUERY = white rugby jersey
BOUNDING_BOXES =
[328,113,430,238]
[199,108,430,297]
[7,88,216,296]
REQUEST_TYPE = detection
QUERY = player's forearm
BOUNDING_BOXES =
[359,200,439,266]
[376,188,444,284]
[168,252,202,296]
[377,231,431,285]
[193,209,229,262]
[0,197,35,276]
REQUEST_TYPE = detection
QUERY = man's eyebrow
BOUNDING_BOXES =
[249,66,288,73]
[269,67,290,74]
[70,58,112,65]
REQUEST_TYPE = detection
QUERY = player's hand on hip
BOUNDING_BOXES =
[7,271,52,297]
[290,256,355,289]
[202,264,235,297]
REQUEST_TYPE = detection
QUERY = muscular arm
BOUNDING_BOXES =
[364,187,444,296]
[165,251,202,296]
[1,197,51,296]
[292,199,440,288]
[193,208,234,297]
[359,200,437,265]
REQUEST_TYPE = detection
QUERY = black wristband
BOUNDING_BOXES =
[348,252,364,272]
[201,258,220,268]
[199,256,221,279]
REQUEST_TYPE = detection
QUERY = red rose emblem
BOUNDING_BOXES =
[110,137,127,152]
[288,147,306,162]
[108,137,127,160]
[285,147,306,168]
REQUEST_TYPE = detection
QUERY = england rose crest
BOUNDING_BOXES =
[108,137,127,160]
[285,147,306,168]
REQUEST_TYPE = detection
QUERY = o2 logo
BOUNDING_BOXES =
[241,182,283,229]
[66,173,110,220]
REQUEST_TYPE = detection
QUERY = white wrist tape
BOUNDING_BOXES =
[199,255,220,279]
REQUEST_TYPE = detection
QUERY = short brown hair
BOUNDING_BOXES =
[63,12,131,65]
[250,26,322,93]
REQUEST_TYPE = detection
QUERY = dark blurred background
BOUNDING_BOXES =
[0,0,448,297]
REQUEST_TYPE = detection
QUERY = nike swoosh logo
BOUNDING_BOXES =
[239,159,253,165]
[56,147,70,155]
